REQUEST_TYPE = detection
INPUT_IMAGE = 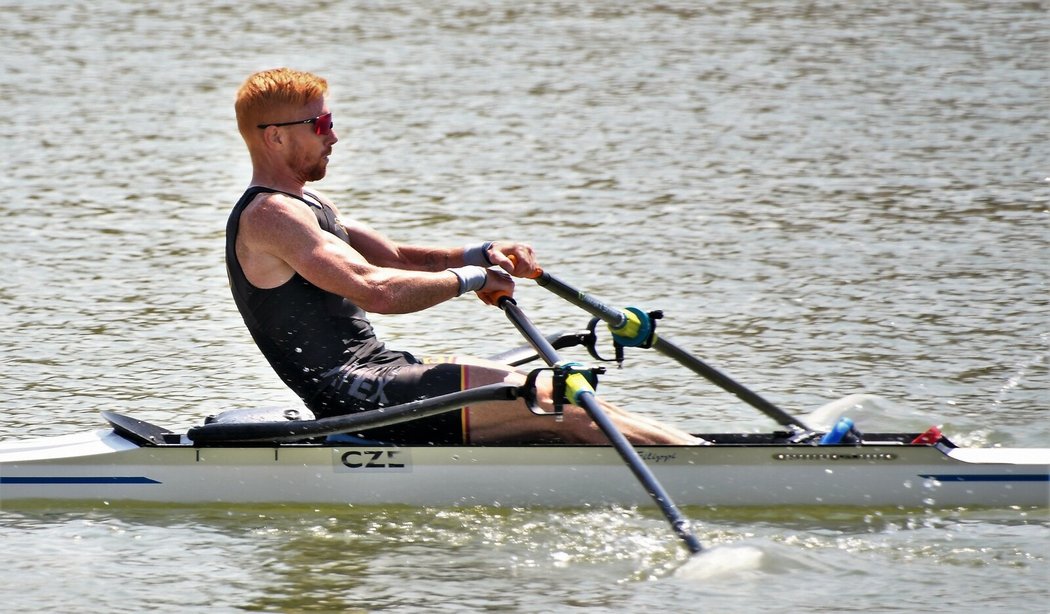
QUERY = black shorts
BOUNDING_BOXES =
[309,360,467,445]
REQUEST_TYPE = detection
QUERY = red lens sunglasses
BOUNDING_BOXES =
[257,112,333,136]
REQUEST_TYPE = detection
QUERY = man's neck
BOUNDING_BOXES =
[249,168,305,197]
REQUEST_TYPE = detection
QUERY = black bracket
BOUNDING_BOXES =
[521,363,606,418]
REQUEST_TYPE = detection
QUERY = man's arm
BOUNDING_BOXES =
[337,215,541,278]
[238,193,507,314]
[339,219,460,272]
[312,189,540,276]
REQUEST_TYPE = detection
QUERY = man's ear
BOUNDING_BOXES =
[261,126,282,148]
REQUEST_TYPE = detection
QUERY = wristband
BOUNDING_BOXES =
[462,241,494,266]
[449,266,488,296]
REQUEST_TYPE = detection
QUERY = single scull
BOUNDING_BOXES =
[1,400,1046,508]
[2,274,1047,511]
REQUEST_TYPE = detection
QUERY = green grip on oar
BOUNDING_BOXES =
[609,306,653,348]
[556,360,596,405]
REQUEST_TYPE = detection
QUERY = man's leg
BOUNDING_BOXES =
[448,357,703,445]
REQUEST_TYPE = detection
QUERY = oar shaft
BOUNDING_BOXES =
[533,271,810,431]
[500,298,704,555]
[503,300,564,358]
[651,336,809,431]
[189,384,520,444]
[535,271,627,327]
[576,389,703,552]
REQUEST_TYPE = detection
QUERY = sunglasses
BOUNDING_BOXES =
[257,112,334,136]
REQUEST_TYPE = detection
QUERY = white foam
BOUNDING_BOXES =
[806,393,941,432]
[673,544,766,580]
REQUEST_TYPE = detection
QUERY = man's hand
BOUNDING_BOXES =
[475,268,515,305]
[487,242,540,279]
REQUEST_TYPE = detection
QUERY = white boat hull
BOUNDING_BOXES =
[2,427,1047,508]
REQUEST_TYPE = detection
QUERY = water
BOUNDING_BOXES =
[1,1,1047,611]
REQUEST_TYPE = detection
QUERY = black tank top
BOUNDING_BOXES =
[226,187,412,403]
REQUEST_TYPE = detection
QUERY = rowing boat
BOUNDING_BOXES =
[1,406,1046,508]
[2,273,1046,532]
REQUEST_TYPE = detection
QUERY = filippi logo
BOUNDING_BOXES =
[336,449,411,472]
[638,451,678,464]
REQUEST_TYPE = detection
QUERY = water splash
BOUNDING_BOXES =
[993,331,1047,409]
[673,543,766,580]
[806,393,941,432]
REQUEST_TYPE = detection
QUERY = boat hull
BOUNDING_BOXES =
[2,429,1047,508]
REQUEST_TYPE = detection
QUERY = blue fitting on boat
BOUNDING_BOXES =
[610,307,653,348]
[820,417,858,445]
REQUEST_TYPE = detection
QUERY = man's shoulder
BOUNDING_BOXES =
[303,189,339,211]
[240,191,319,231]
[247,189,340,215]
[247,189,312,212]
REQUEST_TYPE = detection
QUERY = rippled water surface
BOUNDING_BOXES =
[1,1,1047,612]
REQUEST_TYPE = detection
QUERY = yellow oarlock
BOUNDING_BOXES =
[556,360,596,405]
[609,306,654,348]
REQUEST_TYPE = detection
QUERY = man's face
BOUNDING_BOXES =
[280,98,338,182]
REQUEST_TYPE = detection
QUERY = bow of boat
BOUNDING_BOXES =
[0,428,141,464]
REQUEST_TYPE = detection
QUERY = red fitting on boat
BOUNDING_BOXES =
[911,426,943,445]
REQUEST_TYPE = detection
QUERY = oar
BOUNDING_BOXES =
[188,384,521,444]
[531,269,811,432]
[499,296,704,555]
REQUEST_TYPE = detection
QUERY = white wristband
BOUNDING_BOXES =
[462,241,494,266]
[449,266,488,295]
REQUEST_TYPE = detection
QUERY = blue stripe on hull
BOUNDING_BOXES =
[919,474,1049,482]
[1,476,160,485]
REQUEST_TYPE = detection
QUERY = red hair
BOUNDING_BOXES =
[235,68,329,141]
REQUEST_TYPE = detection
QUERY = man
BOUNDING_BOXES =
[229,67,702,446]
